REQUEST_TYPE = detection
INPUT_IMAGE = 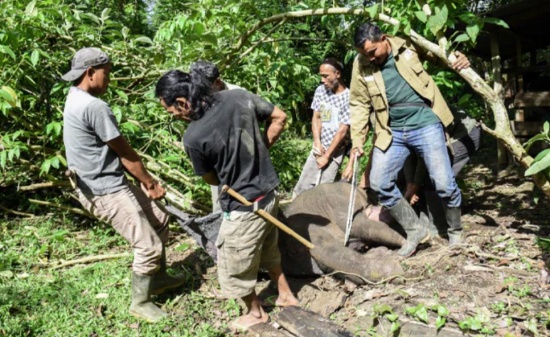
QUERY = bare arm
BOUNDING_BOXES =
[202,171,220,186]
[316,123,349,169]
[264,106,287,149]
[107,136,166,199]
[311,110,323,154]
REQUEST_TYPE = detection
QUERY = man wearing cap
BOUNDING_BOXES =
[62,47,184,323]
[292,57,350,198]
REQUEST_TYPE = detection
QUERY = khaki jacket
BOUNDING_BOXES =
[350,36,454,151]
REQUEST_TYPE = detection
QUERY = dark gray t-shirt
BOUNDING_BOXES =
[63,87,125,195]
[184,89,278,212]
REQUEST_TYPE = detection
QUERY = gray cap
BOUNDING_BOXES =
[61,47,110,82]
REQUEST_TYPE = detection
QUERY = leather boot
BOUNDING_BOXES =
[444,206,463,246]
[388,198,430,258]
[151,250,186,295]
[129,272,168,323]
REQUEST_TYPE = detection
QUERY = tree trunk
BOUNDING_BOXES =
[401,17,550,197]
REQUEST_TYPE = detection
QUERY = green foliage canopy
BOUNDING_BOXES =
[0,0,510,213]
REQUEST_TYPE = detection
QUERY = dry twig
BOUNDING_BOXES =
[49,253,131,270]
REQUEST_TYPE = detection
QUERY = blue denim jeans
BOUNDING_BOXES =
[370,123,461,209]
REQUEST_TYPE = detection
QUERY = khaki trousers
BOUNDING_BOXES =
[78,184,169,275]
[216,191,280,298]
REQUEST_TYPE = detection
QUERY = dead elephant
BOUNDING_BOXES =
[279,182,405,283]
[167,182,405,283]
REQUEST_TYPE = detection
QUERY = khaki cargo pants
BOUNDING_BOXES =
[216,191,280,299]
[77,183,169,275]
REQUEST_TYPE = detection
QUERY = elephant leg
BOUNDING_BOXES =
[333,212,406,248]
[308,225,403,283]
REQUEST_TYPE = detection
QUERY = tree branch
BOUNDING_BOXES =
[0,204,34,217]
[258,37,350,47]
[28,198,95,218]
[48,253,131,270]
[224,7,550,197]
[18,181,70,191]
[237,18,288,64]
[220,7,378,69]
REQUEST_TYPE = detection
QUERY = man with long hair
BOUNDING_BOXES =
[155,70,298,330]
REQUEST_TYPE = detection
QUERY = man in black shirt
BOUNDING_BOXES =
[155,70,298,330]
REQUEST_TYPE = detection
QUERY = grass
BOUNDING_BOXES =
[0,215,233,337]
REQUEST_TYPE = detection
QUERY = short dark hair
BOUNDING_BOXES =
[320,57,344,72]
[189,60,220,84]
[155,69,214,120]
[353,22,383,48]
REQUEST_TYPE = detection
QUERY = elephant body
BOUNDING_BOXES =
[279,182,405,282]
[169,182,405,283]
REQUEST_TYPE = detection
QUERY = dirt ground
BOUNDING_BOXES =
[168,142,550,337]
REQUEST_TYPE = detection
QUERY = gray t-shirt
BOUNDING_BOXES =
[63,87,125,195]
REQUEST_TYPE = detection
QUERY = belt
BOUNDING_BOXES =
[389,102,430,108]
[233,189,276,212]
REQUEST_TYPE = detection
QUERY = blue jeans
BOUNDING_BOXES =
[370,123,461,209]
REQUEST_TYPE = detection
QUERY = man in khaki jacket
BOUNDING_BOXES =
[349,22,470,257]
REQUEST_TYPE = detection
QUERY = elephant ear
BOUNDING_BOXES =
[286,182,369,218]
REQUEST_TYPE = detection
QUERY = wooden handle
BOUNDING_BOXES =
[221,185,314,249]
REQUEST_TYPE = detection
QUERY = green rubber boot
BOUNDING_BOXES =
[151,251,186,295]
[445,206,463,246]
[388,198,430,258]
[129,272,168,323]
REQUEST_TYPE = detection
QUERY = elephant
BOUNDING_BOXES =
[166,182,405,283]
[279,182,405,283]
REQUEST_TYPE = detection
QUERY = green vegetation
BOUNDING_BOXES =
[1,0,497,216]
[1,0,548,335]
[524,121,550,178]
[371,304,401,335]
[0,215,230,336]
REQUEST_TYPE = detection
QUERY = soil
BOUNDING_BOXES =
[167,143,550,337]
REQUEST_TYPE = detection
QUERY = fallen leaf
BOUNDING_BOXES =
[495,283,506,293]
[497,259,510,267]
[95,304,105,317]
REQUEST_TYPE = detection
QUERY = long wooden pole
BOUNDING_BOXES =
[221,185,314,249]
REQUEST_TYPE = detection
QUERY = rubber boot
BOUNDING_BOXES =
[420,211,439,237]
[129,272,168,323]
[445,206,463,246]
[388,198,430,258]
[151,251,186,295]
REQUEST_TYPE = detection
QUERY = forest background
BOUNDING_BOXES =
[2,0,548,336]
[1,0,516,212]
